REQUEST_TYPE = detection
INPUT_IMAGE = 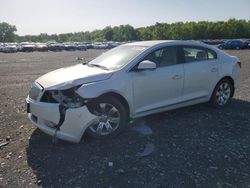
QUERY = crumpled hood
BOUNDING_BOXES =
[36,64,113,90]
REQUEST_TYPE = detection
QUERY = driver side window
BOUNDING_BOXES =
[143,46,178,68]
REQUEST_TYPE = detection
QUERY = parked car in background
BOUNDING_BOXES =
[107,41,122,48]
[75,43,87,51]
[0,41,125,53]
[0,43,3,52]
[0,43,18,53]
[26,40,241,143]
[218,39,249,50]
[20,42,36,52]
[63,43,77,51]
[202,39,224,45]
[246,40,250,48]
[47,43,64,51]
[35,43,48,52]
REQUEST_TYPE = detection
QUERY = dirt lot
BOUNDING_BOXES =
[0,49,250,188]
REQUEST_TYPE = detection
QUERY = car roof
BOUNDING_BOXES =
[124,40,209,47]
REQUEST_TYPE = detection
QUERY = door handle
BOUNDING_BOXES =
[211,68,218,72]
[172,75,182,80]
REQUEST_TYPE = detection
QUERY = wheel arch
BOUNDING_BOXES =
[216,76,235,97]
[99,92,130,116]
[88,92,130,117]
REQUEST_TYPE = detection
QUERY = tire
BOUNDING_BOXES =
[86,96,128,138]
[210,79,233,107]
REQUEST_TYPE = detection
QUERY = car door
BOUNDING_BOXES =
[130,46,184,115]
[181,46,219,102]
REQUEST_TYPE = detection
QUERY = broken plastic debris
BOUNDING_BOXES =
[0,142,9,148]
[76,57,84,61]
[137,143,155,157]
[116,168,125,175]
[108,162,113,167]
[132,121,153,135]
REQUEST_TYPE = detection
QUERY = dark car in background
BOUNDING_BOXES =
[218,40,249,50]
[47,43,64,51]
[63,43,77,51]
[75,43,87,51]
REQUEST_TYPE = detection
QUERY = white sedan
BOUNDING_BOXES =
[26,40,241,142]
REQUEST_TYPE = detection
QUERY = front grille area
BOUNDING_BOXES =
[29,82,43,100]
[40,91,58,103]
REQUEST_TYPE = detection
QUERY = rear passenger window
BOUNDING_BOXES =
[208,50,217,59]
[183,46,217,62]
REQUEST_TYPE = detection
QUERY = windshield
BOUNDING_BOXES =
[88,45,146,70]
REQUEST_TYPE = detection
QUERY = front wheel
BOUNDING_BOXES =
[210,79,233,107]
[86,96,128,138]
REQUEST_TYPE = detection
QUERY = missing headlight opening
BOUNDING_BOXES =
[52,90,84,108]
[41,87,87,108]
[41,87,90,132]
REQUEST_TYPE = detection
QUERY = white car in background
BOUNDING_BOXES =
[26,40,241,143]
[1,43,18,53]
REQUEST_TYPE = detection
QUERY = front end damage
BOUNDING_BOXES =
[26,82,98,143]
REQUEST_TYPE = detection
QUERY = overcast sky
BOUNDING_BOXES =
[1,0,250,35]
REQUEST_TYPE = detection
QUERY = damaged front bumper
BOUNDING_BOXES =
[26,97,98,143]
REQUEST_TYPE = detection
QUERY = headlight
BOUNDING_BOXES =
[29,82,43,100]
[41,86,87,108]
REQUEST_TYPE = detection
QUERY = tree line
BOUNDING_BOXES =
[0,19,250,43]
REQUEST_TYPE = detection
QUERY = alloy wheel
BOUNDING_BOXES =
[89,103,121,135]
[216,82,231,106]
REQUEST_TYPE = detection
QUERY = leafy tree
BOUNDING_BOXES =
[103,26,113,41]
[0,22,17,42]
[3,19,250,43]
[112,25,138,41]
[90,29,104,42]
[137,26,154,40]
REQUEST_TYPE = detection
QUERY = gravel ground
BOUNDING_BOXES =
[0,49,249,188]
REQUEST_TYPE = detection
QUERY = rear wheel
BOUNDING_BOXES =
[86,96,128,138]
[210,79,233,107]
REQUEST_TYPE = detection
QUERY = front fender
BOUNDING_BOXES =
[76,80,133,115]
[76,81,112,99]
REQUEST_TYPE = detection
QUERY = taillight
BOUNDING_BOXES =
[237,61,241,68]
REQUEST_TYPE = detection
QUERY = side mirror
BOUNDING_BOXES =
[137,60,156,70]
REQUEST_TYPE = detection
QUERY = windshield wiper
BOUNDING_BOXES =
[87,64,109,70]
